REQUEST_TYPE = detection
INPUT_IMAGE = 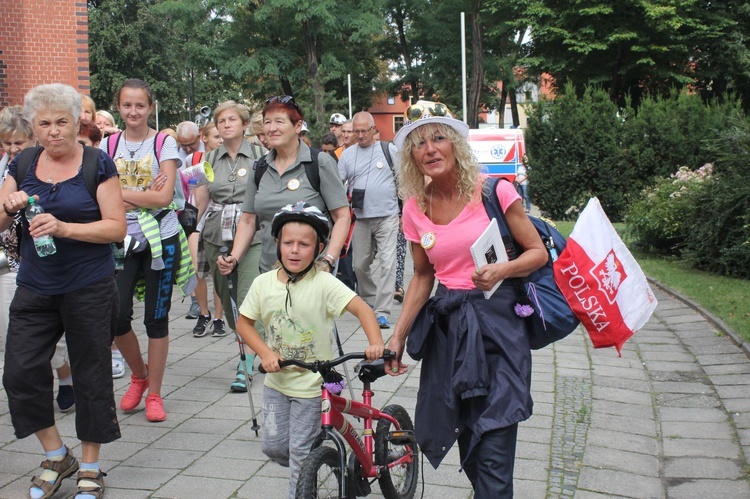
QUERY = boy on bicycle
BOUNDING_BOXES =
[237,201,385,498]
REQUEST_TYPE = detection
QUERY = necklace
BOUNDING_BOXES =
[44,154,65,183]
[428,186,462,224]
[123,130,148,158]
[227,154,239,182]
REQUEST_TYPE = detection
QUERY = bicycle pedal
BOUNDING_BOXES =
[388,429,416,446]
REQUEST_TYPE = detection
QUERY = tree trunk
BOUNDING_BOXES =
[510,89,520,128]
[394,8,420,103]
[468,0,483,128]
[498,85,508,128]
[303,20,325,127]
[507,30,525,129]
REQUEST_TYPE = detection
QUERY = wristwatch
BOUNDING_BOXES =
[322,253,336,271]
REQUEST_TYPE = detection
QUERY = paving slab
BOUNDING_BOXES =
[2,259,750,498]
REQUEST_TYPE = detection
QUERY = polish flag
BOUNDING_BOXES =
[553,198,657,354]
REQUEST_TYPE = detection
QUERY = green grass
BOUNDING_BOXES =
[552,220,750,342]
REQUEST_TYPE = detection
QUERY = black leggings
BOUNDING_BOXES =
[115,233,179,339]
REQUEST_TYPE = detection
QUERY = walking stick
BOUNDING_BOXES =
[219,246,260,436]
[333,320,357,403]
[329,259,357,402]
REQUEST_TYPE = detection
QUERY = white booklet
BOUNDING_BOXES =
[470,218,508,299]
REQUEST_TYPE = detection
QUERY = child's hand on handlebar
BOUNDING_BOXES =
[365,342,386,362]
[260,353,282,373]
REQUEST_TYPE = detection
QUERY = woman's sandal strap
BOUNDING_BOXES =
[40,451,78,474]
[76,470,106,498]
[29,476,56,495]
[30,450,79,498]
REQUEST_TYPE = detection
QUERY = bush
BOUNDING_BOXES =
[526,85,626,220]
[525,86,743,222]
[626,164,714,254]
[619,92,736,181]
[681,119,750,278]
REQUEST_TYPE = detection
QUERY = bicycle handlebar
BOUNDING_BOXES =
[258,350,395,374]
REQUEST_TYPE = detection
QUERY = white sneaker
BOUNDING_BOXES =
[112,350,125,379]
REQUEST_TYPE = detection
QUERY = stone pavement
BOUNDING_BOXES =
[2,265,750,497]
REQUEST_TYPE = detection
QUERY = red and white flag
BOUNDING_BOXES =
[553,198,657,354]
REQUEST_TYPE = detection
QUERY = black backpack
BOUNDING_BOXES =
[14,146,101,200]
[253,147,323,194]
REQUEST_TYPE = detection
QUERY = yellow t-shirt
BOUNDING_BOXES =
[240,268,357,398]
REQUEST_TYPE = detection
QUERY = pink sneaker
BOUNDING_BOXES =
[145,393,166,422]
[120,372,149,411]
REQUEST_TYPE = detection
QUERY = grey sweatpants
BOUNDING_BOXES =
[262,385,321,499]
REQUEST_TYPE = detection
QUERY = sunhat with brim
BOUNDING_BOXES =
[393,115,469,150]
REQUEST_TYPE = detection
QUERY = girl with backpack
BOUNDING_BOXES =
[102,78,195,423]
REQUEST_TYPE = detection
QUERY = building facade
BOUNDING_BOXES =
[0,0,90,107]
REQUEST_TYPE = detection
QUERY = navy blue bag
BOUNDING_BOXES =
[481,178,580,349]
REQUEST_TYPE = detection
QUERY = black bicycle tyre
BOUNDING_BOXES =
[374,404,419,499]
[296,446,342,499]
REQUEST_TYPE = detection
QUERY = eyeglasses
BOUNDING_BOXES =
[265,95,304,118]
[353,126,374,135]
[178,136,201,152]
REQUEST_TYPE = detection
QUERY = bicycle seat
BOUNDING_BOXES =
[355,359,388,383]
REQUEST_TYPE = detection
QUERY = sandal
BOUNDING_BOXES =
[75,469,106,499]
[28,446,79,499]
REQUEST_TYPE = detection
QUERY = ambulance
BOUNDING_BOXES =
[467,128,525,182]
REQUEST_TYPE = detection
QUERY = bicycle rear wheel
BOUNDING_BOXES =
[295,446,343,499]
[375,404,419,499]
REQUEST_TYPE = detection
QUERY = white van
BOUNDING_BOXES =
[468,128,525,182]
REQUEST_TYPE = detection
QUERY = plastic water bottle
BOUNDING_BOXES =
[25,197,56,257]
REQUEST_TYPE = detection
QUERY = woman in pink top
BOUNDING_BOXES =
[386,102,547,498]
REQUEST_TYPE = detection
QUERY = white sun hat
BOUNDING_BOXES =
[392,100,469,149]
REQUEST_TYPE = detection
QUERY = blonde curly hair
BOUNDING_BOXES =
[397,123,481,210]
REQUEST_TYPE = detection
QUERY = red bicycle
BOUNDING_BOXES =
[261,351,419,498]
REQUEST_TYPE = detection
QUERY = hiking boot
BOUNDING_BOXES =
[211,318,228,337]
[120,371,149,412]
[192,313,211,338]
[185,296,201,319]
[231,369,250,392]
[56,385,75,413]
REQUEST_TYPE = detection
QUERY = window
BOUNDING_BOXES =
[394,116,404,132]
[387,96,395,105]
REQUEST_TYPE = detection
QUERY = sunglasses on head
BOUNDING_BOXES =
[405,102,451,122]
[265,95,304,118]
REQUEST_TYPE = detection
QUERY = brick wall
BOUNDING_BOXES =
[0,0,89,107]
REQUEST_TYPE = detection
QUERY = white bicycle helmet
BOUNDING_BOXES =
[329,113,346,125]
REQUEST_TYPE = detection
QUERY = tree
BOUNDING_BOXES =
[526,0,713,106]
[218,0,385,138]
[88,1,186,125]
[379,0,430,104]
[687,2,750,110]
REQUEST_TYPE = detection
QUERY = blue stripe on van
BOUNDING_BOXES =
[479,163,516,176]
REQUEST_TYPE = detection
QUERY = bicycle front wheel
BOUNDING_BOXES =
[375,404,419,499]
[295,445,343,499]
